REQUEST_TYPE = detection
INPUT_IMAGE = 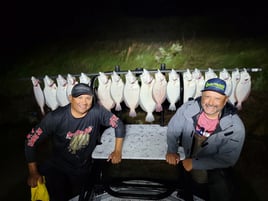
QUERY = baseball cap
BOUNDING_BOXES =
[201,78,227,96]
[71,83,94,97]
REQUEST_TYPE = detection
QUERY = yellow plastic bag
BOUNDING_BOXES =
[31,176,50,201]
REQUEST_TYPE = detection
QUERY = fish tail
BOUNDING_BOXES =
[229,96,237,105]
[115,103,122,111]
[145,113,155,122]
[155,104,163,112]
[129,109,137,117]
[40,107,45,116]
[236,102,243,110]
[169,103,176,111]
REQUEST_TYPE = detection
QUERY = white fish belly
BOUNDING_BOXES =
[123,83,140,117]
[97,83,115,111]
[225,79,233,97]
[33,86,45,115]
[194,80,204,98]
[56,87,69,107]
[44,87,58,111]
[139,84,156,112]
[66,85,74,97]
[139,83,156,122]
[235,82,251,109]
[152,82,167,112]
[183,80,196,103]
[110,82,124,111]
[166,81,180,110]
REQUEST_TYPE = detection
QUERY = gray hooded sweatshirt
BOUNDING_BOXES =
[167,97,245,170]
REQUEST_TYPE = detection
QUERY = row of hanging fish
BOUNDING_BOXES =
[31,68,251,122]
[31,73,88,116]
[181,67,251,110]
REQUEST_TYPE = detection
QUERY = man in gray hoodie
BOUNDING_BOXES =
[166,78,245,201]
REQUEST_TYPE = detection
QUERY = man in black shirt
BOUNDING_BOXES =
[25,83,125,201]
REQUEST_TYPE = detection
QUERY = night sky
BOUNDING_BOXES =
[7,1,268,41]
[2,1,268,70]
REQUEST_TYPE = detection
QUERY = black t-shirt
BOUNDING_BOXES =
[25,103,125,170]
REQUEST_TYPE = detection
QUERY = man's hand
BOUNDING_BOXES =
[28,172,43,187]
[166,153,180,165]
[27,162,43,187]
[107,151,122,164]
[108,137,123,164]
[182,158,193,171]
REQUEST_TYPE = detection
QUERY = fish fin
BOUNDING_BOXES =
[40,107,45,116]
[236,102,243,110]
[115,103,122,111]
[145,113,155,122]
[169,103,176,111]
[129,109,137,117]
[155,104,163,112]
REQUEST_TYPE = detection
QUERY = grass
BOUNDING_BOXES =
[2,16,267,135]
[12,40,268,66]
[8,39,268,73]
[1,16,268,113]
[4,37,267,97]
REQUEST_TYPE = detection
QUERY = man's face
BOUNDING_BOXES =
[70,94,93,118]
[201,90,228,119]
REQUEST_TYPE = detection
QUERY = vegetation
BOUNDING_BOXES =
[3,19,266,135]
[2,16,268,95]
[5,46,267,92]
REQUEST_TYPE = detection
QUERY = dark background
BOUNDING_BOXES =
[2,1,268,70]
[1,1,268,200]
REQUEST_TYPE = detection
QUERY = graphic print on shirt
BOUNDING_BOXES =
[109,115,119,128]
[26,127,43,147]
[195,112,219,138]
[66,127,92,154]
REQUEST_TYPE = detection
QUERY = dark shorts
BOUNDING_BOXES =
[39,160,93,201]
[207,168,237,201]
[181,167,237,201]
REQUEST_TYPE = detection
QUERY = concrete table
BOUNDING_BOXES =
[92,124,185,160]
